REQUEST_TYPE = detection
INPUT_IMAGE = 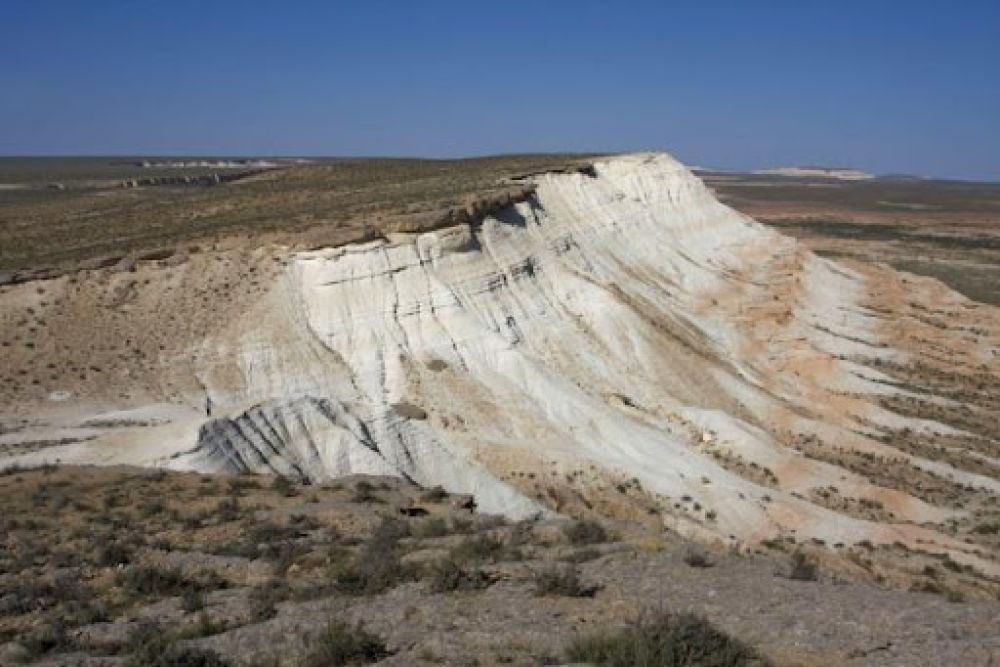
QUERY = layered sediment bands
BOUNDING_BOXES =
[193,397,387,481]
[2,153,998,574]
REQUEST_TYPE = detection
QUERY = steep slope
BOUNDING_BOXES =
[1,153,998,580]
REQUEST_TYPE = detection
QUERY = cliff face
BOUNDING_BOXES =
[2,153,998,573]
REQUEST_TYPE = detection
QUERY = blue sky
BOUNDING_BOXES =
[2,1,998,180]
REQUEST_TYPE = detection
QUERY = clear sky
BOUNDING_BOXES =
[2,1,998,180]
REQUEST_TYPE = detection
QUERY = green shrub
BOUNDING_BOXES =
[449,534,521,564]
[682,549,714,568]
[412,517,449,538]
[20,617,73,660]
[788,552,818,582]
[449,517,474,534]
[271,475,298,497]
[336,518,414,594]
[181,586,205,613]
[227,476,261,495]
[428,559,490,593]
[118,566,189,596]
[118,566,225,599]
[566,611,768,666]
[352,480,380,503]
[264,540,310,575]
[214,496,243,522]
[0,463,22,477]
[475,514,508,531]
[91,534,133,566]
[125,621,231,667]
[250,520,303,544]
[175,611,229,640]
[533,565,593,597]
[421,485,449,502]
[560,547,602,564]
[303,620,390,666]
[139,500,166,517]
[563,520,608,545]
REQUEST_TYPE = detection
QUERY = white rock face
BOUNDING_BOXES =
[174,152,995,549]
[753,166,875,180]
[3,152,998,571]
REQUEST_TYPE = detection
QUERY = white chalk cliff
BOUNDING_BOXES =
[3,153,998,572]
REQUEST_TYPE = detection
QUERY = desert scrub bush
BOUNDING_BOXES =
[271,475,298,497]
[118,565,189,596]
[248,578,292,621]
[226,476,261,495]
[125,621,231,667]
[351,480,380,503]
[212,517,304,557]
[250,520,305,544]
[0,462,22,477]
[682,549,714,568]
[209,539,260,559]
[213,495,243,522]
[475,514,508,531]
[89,533,133,566]
[303,620,390,666]
[139,499,167,518]
[563,519,609,545]
[788,551,819,582]
[428,559,490,593]
[196,480,220,496]
[118,565,225,599]
[449,533,522,564]
[449,516,474,534]
[19,616,74,661]
[561,547,602,563]
[181,586,205,613]
[412,516,449,538]
[336,518,414,594]
[566,611,769,666]
[3,574,99,616]
[533,564,594,597]
[289,512,322,531]
[759,538,786,552]
[174,610,231,640]
[973,521,1000,534]
[262,539,310,576]
[421,485,449,502]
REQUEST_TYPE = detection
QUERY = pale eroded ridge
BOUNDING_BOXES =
[2,153,998,574]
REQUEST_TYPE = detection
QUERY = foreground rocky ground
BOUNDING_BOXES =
[1,466,997,666]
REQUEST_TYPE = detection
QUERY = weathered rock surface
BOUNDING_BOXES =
[2,153,998,575]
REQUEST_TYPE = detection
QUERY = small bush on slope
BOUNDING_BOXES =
[533,564,594,597]
[566,611,769,666]
[118,566,189,596]
[420,485,449,502]
[125,621,231,667]
[788,551,819,582]
[563,519,609,545]
[683,549,714,568]
[449,533,523,564]
[302,620,390,666]
[428,559,490,593]
[336,518,414,594]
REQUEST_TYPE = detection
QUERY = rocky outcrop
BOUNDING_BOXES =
[118,169,262,189]
[381,185,537,234]
[3,153,998,573]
